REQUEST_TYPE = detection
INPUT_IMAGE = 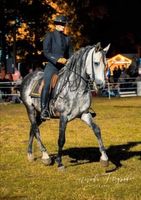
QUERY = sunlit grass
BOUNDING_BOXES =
[0,97,141,200]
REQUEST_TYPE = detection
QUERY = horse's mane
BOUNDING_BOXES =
[58,45,94,91]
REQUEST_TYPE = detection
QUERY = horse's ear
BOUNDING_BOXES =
[103,43,111,54]
[95,42,101,52]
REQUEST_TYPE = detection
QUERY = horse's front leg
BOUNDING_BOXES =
[81,113,109,167]
[56,115,68,169]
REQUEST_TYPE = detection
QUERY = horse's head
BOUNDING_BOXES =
[86,42,110,89]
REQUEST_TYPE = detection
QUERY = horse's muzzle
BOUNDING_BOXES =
[97,84,104,90]
[96,80,105,90]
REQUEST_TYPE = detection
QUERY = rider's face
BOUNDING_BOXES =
[55,24,65,32]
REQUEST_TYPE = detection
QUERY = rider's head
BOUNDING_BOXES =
[54,15,68,32]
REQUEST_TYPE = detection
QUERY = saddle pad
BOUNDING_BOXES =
[30,74,59,98]
[30,78,43,98]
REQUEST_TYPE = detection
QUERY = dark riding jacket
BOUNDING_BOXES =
[43,29,73,70]
[41,29,73,109]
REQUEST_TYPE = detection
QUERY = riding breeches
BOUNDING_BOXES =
[41,64,59,109]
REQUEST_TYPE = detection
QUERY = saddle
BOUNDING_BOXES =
[30,74,58,98]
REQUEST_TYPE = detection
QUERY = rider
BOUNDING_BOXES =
[41,15,74,120]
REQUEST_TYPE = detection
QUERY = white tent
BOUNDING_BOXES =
[107,54,132,72]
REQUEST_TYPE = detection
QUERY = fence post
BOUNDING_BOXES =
[137,81,141,96]
[107,82,111,99]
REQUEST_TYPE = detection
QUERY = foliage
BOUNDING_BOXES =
[0,0,117,60]
[0,97,141,200]
[1,0,140,66]
[1,0,88,62]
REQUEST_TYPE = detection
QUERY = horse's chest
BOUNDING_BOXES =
[55,92,91,118]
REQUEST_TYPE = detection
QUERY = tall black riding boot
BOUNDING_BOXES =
[40,89,50,120]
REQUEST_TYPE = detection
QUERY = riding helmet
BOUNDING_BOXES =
[54,15,68,25]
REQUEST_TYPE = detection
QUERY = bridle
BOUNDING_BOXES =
[57,46,107,93]
[90,47,107,82]
[66,47,107,88]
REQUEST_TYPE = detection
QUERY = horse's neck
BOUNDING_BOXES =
[52,66,87,100]
[52,47,95,99]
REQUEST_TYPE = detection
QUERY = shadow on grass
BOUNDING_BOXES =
[62,141,141,171]
[114,105,141,108]
[0,196,27,200]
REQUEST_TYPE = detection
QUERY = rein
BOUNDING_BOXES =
[54,45,106,98]
[67,68,89,83]
[91,49,95,82]
[102,50,107,81]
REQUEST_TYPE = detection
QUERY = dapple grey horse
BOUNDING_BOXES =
[20,42,110,169]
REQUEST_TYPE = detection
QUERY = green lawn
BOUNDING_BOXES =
[0,97,141,200]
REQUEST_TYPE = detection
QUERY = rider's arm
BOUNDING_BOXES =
[43,32,60,65]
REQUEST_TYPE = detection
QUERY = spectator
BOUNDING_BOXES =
[3,73,13,102]
[11,67,22,103]
[118,68,130,91]
[12,67,22,82]
[106,67,111,82]
[113,66,118,83]
[117,66,121,80]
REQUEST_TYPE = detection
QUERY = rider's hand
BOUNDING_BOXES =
[57,58,67,65]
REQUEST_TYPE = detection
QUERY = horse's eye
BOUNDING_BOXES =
[94,62,100,66]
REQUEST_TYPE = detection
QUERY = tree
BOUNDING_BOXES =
[1,0,87,70]
[1,0,140,72]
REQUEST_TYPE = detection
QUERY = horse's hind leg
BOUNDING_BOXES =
[81,113,109,167]
[35,113,52,165]
[27,126,35,161]
[56,115,68,169]
[27,107,51,165]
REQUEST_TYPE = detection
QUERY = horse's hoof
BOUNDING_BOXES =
[100,159,109,167]
[58,165,65,171]
[27,153,35,162]
[42,157,52,166]
[90,111,96,118]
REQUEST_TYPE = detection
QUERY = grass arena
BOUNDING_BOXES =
[0,97,141,200]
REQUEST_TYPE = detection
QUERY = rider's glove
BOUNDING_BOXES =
[57,58,67,65]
